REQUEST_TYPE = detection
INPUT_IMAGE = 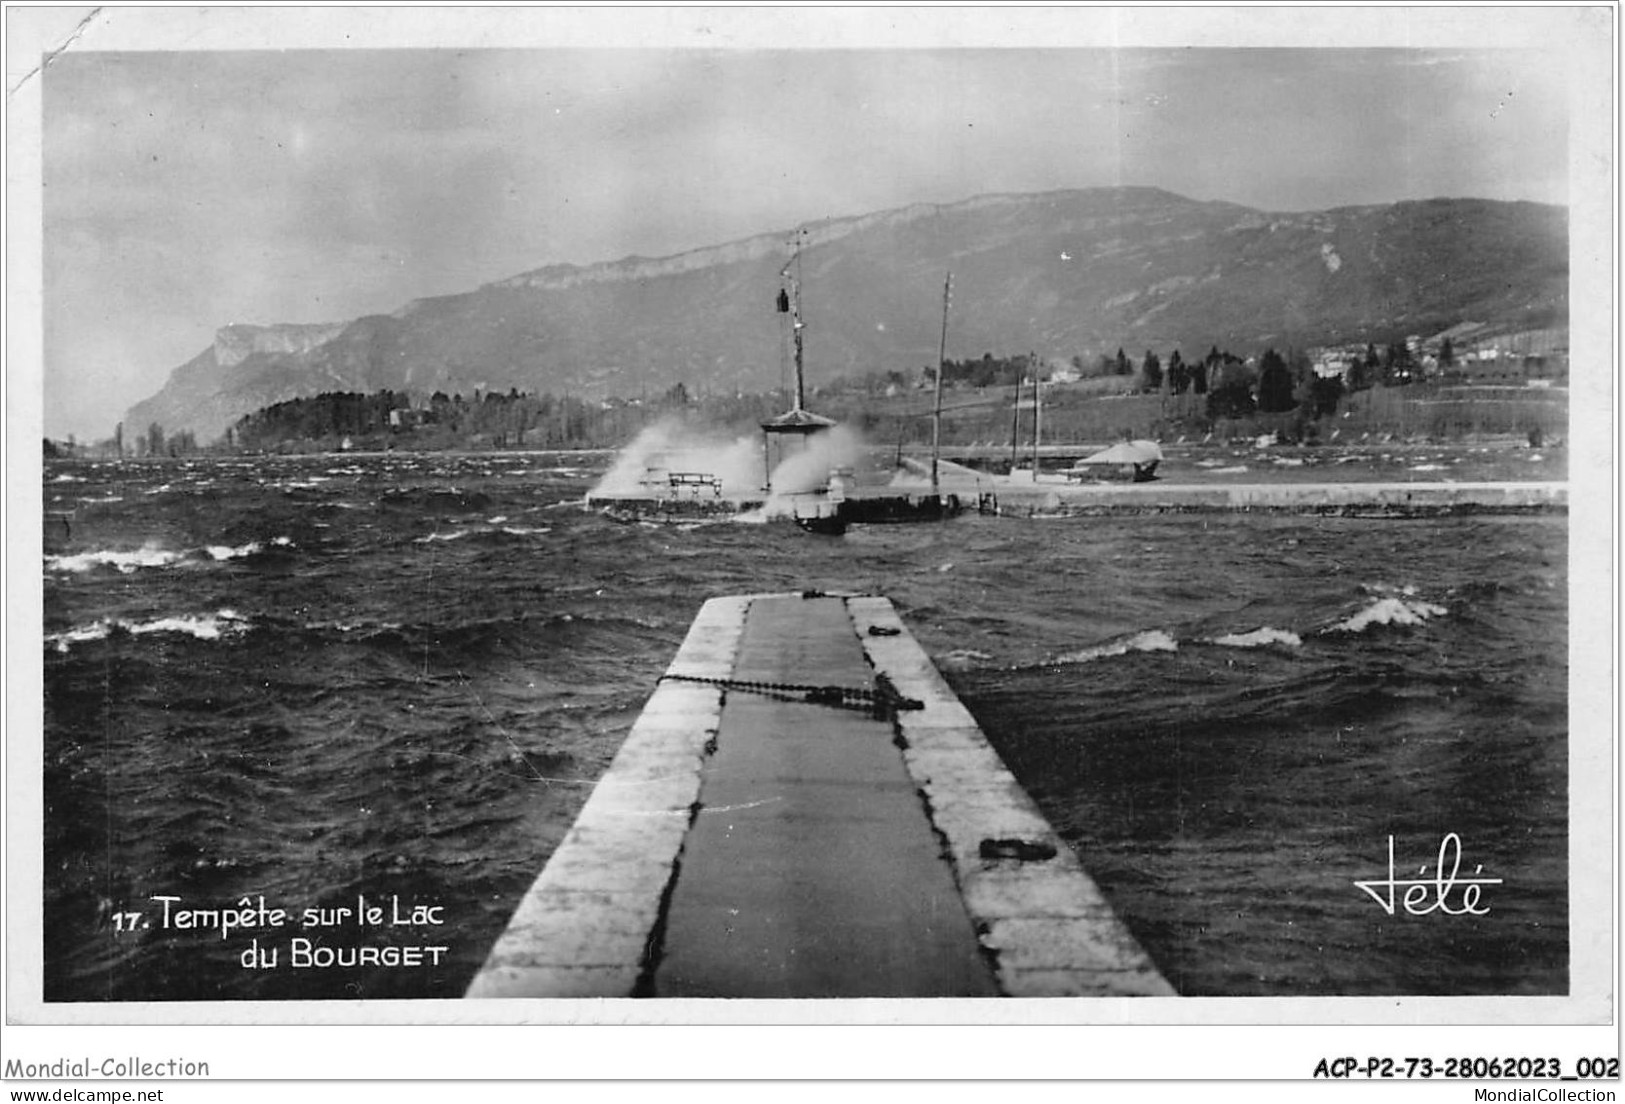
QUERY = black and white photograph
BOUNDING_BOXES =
[6,3,1615,1082]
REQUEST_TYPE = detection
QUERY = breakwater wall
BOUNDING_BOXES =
[984,480,1566,517]
[587,481,1565,523]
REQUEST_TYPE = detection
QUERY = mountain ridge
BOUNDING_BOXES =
[123,187,1568,441]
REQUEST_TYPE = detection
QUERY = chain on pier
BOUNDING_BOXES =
[657,671,923,718]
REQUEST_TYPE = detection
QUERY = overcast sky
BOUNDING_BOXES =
[23,8,1595,440]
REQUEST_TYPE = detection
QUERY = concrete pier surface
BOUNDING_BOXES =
[654,596,999,997]
[467,592,1172,999]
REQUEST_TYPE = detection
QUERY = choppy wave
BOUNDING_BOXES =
[1210,626,1303,648]
[46,537,293,573]
[37,451,1568,1002]
[46,546,185,573]
[1051,629,1178,665]
[1029,605,1442,660]
[206,537,294,560]
[301,618,405,635]
[46,609,251,652]
[937,648,995,670]
[381,487,493,514]
[1324,595,1448,634]
[1039,624,1304,660]
[414,523,554,544]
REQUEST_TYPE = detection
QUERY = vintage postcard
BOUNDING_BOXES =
[5,4,1615,1084]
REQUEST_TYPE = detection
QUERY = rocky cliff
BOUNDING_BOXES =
[212,322,348,368]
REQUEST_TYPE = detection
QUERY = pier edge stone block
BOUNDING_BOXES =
[465,595,750,999]
[847,596,1174,999]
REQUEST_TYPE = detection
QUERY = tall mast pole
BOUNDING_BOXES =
[1031,376,1043,478]
[931,271,951,493]
[791,230,806,412]
[1009,375,1022,473]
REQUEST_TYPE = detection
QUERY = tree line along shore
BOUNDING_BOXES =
[50,353,1567,460]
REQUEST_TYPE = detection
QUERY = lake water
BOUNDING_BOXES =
[40,448,1567,1000]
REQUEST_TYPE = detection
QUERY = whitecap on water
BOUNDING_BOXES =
[45,621,115,651]
[206,541,262,560]
[1325,596,1448,634]
[304,618,403,634]
[128,610,250,641]
[1210,626,1302,648]
[1052,629,1178,664]
[205,537,291,559]
[45,546,183,574]
[936,649,995,671]
[46,609,250,652]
